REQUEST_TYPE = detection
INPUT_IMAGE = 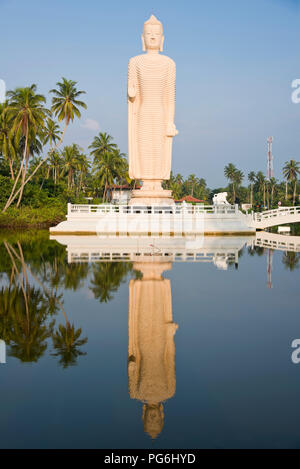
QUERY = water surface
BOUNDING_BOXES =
[0,230,299,449]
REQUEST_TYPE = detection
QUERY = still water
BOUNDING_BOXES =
[0,230,299,449]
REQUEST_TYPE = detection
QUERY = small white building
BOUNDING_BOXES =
[109,185,132,204]
[241,204,252,212]
[278,226,290,234]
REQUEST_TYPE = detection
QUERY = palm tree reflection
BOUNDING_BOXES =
[0,237,87,367]
[51,323,87,368]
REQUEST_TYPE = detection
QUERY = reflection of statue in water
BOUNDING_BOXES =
[128,262,177,439]
[128,15,178,205]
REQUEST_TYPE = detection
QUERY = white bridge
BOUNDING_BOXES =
[254,232,300,252]
[253,206,300,229]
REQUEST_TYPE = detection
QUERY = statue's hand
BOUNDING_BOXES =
[166,123,178,137]
[128,84,136,100]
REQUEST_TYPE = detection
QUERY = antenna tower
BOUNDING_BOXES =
[267,136,274,180]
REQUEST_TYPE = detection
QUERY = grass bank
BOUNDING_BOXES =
[0,205,66,229]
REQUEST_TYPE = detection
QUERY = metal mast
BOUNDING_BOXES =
[267,248,273,289]
[267,136,274,180]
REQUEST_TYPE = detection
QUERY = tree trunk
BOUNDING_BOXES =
[2,121,68,212]
[293,180,297,205]
[16,151,30,207]
[285,181,288,201]
[3,125,28,211]
[271,187,274,206]
[8,158,15,180]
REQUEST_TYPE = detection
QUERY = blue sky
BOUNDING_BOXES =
[1,0,300,187]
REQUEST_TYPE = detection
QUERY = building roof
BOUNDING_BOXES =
[179,195,204,203]
[108,184,141,190]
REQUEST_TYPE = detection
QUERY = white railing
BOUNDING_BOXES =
[68,203,238,216]
[254,206,300,223]
[255,232,300,252]
[68,249,238,264]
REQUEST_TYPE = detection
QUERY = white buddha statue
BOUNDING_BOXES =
[128,15,178,205]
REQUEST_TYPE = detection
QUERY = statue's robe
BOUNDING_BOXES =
[128,54,176,180]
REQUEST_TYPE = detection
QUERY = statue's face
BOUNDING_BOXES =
[143,24,163,50]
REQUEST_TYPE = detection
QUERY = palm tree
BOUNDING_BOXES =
[76,152,90,193]
[61,144,80,189]
[283,160,300,205]
[224,163,238,202]
[234,170,244,194]
[112,148,129,180]
[42,118,61,147]
[89,132,117,164]
[93,150,118,202]
[255,171,266,208]
[175,173,184,186]
[0,101,17,180]
[3,85,49,210]
[49,150,62,184]
[248,171,256,205]
[51,77,87,136]
[187,174,198,197]
[3,78,87,210]
[269,177,277,207]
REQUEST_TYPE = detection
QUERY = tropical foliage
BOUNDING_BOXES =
[0,231,135,366]
[0,79,299,219]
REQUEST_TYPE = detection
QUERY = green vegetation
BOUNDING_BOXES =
[0,230,299,365]
[0,79,299,229]
[0,231,135,366]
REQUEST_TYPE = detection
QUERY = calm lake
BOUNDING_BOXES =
[0,230,299,449]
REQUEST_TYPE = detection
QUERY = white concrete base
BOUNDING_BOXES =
[50,203,255,236]
[130,180,174,206]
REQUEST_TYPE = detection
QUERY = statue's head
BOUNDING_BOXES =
[142,15,164,52]
[142,403,164,439]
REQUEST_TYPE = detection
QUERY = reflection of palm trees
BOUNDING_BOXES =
[1,237,88,366]
[282,252,300,271]
[51,323,87,368]
[62,262,89,291]
[7,286,53,362]
[0,287,17,343]
[90,262,132,303]
[247,246,265,257]
[2,241,54,362]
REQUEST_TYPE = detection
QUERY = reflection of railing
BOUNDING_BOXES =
[255,232,300,252]
[68,203,238,215]
[253,206,300,228]
[69,249,238,265]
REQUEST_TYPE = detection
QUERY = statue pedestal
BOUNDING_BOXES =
[130,180,174,206]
